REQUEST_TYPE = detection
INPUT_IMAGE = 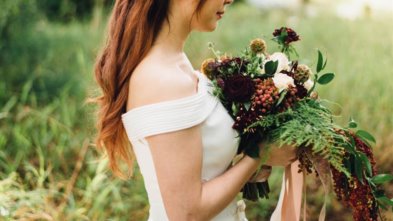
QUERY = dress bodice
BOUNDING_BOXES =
[121,71,242,220]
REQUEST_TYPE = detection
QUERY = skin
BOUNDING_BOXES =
[126,0,297,220]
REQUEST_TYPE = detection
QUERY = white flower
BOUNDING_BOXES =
[272,73,295,92]
[303,79,314,91]
[268,52,290,73]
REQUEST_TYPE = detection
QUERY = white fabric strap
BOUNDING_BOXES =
[122,72,218,141]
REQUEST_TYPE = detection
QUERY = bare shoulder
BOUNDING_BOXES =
[126,55,198,110]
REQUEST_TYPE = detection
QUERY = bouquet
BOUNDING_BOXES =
[201,27,393,220]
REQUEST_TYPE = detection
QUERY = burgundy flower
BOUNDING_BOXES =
[273,27,300,46]
[217,77,225,90]
[296,84,308,99]
[223,75,255,102]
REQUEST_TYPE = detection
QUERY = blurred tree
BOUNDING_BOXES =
[0,0,41,103]
[0,0,89,104]
[36,0,113,22]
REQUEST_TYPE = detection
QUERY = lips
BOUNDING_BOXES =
[216,11,225,19]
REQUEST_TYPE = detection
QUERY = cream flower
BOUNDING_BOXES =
[303,79,314,91]
[268,52,290,73]
[272,73,295,92]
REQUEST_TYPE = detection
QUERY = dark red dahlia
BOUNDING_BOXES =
[223,75,255,102]
[273,27,300,46]
[296,84,308,99]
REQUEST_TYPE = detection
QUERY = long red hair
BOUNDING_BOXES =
[94,0,206,178]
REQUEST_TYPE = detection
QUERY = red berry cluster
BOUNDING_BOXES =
[233,78,279,132]
[331,133,378,221]
[277,85,300,112]
[252,78,280,114]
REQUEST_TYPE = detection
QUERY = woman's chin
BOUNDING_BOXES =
[197,23,218,32]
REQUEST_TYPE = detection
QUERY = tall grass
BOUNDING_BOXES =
[0,3,392,221]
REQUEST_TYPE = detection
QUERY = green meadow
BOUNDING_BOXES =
[1,1,392,220]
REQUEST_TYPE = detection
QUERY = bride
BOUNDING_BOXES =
[94,0,303,220]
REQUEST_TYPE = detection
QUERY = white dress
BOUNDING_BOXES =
[122,71,244,221]
[122,70,304,221]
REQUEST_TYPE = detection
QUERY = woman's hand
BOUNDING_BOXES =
[258,143,297,167]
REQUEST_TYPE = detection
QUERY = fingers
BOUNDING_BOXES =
[249,166,272,182]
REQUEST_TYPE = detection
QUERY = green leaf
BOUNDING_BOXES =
[232,102,239,116]
[244,102,251,111]
[344,158,352,174]
[317,50,324,73]
[2,96,18,113]
[354,154,364,183]
[317,73,335,85]
[322,58,328,70]
[345,136,356,154]
[275,90,288,107]
[264,60,278,75]
[373,189,385,198]
[377,196,393,207]
[348,117,357,128]
[359,152,372,177]
[356,130,376,144]
[371,174,393,184]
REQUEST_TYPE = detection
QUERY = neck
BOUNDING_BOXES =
[152,8,192,55]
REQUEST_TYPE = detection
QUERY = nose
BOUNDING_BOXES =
[224,0,233,5]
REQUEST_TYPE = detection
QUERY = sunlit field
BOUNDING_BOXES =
[0,1,392,220]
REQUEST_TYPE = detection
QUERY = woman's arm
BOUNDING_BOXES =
[147,125,260,221]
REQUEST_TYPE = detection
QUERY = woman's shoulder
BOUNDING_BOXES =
[126,56,198,111]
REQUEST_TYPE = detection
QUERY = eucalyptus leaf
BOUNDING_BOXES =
[317,50,324,73]
[371,174,393,184]
[264,60,278,75]
[317,73,335,85]
[356,130,376,144]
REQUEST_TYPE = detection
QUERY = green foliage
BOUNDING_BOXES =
[264,60,278,75]
[270,100,349,175]
[317,73,335,85]
[36,0,113,22]
[0,1,99,105]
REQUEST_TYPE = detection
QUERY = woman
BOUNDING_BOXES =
[94,0,301,220]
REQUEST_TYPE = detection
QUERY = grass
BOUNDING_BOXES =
[0,3,392,221]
